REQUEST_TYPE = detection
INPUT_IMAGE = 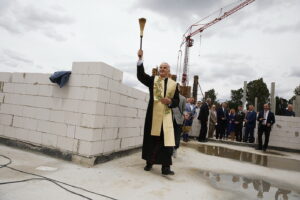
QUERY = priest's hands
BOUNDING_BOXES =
[138,49,143,59]
[160,98,171,105]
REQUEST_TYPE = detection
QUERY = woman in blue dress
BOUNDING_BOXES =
[227,109,236,141]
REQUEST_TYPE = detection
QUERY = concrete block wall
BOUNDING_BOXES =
[0,62,148,159]
[268,116,300,150]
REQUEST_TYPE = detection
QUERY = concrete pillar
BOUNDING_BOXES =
[192,75,198,102]
[270,82,275,113]
[255,97,258,112]
[242,81,247,108]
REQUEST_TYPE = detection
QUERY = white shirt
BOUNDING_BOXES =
[263,110,269,125]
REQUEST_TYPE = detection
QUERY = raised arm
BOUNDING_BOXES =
[137,50,152,87]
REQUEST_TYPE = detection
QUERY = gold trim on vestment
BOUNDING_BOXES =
[151,76,176,146]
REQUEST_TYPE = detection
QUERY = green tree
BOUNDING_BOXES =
[289,84,300,103]
[246,78,270,111]
[228,88,243,110]
[205,89,217,104]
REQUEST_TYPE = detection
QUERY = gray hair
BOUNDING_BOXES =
[159,62,170,70]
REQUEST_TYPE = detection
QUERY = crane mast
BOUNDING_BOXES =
[180,0,255,86]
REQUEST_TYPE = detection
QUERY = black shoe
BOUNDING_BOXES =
[255,147,262,150]
[162,167,175,175]
[262,148,267,152]
[144,164,152,171]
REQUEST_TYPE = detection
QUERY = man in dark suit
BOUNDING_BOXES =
[198,98,211,142]
[244,105,257,143]
[256,104,275,151]
[235,105,245,142]
[216,102,229,139]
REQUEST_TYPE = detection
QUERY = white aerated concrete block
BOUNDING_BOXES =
[81,75,109,89]
[13,116,38,131]
[3,83,14,93]
[109,92,120,105]
[72,62,115,79]
[121,137,136,150]
[114,139,121,152]
[119,95,128,107]
[57,136,78,152]
[138,109,146,118]
[127,97,137,108]
[38,85,54,96]
[0,72,12,82]
[42,133,58,148]
[0,113,13,126]
[118,127,140,138]
[78,140,104,156]
[0,125,3,136]
[104,104,119,116]
[61,99,80,112]
[67,125,76,138]
[35,96,55,109]
[0,104,23,116]
[131,88,147,101]
[75,127,102,141]
[50,110,65,123]
[24,84,39,95]
[112,69,123,82]
[101,128,118,141]
[23,73,39,84]
[104,116,121,128]
[21,95,36,107]
[88,62,114,79]
[3,125,16,138]
[135,136,143,146]
[0,93,5,103]
[36,73,53,85]
[28,130,43,144]
[84,88,110,103]
[72,62,89,74]
[118,84,132,97]
[64,111,81,125]
[66,87,86,100]
[12,73,28,83]
[80,114,105,128]
[108,79,121,93]
[103,139,115,154]
[15,127,29,141]
[78,101,105,115]
[37,120,67,136]
[84,88,99,101]
[68,74,82,87]
[3,93,19,105]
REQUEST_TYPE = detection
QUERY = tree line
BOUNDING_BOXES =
[204,78,300,114]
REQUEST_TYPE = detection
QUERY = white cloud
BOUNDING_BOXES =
[0,0,299,102]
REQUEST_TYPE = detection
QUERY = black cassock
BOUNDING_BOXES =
[137,63,179,166]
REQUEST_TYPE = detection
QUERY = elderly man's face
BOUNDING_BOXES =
[159,63,170,78]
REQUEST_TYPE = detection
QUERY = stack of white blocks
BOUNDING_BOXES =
[0,62,148,158]
[268,116,300,150]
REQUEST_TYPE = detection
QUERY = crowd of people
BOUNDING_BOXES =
[175,97,296,152]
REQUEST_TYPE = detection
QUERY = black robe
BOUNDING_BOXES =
[137,63,179,165]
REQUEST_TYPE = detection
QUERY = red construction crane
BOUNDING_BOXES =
[179,0,255,86]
